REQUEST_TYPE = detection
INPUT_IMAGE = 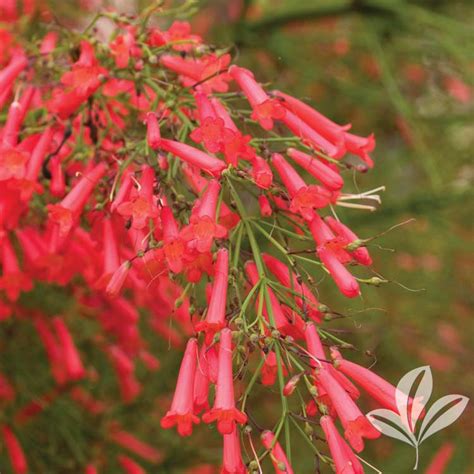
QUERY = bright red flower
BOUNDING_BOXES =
[145,112,161,149]
[1,425,28,474]
[261,430,294,474]
[161,338,200,436]
[425,442,455,474]
[195,248,229,343]
[251,155,273,189]
[221,428,246,474]
[320,415,364,474]
[202,328,247,434]
[258,195,272,217]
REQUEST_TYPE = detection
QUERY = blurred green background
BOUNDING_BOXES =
[2,0,473,473]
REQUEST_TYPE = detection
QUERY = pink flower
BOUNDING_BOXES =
[105,261,131,298]
[251,156,273,189]
[258,195,272,217]
[271,153,331,220]
[145,112,161,149]
[161,206,186,273]
[159,138,226,177]
[317,367,380,452]
[425,442,455,474]
[202,328,247,434]
[1,425,28,474]
[317,246,360,298]
[229,65,285,130]
[193,343,211,414]
[221,428,246,474]
[195,248,229,343]
[287,148,343,191]
[261,430,294,474]
[161,338,200,436]
[320,415,364,474]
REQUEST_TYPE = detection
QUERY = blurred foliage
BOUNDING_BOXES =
[1,0,473,473]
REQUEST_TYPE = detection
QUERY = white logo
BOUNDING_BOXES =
[367,366,469,470]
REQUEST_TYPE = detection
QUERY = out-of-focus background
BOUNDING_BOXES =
[2,0,473,472]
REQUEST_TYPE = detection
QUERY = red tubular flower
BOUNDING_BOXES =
[0,54,28,95]
[271,153,331,220]
[108,345,142,403]
[283,373,302,397]
[0,235,32,301]
[330,347,411,413]
[161,206,185,273]
[52,317,85,381]
[221,428,246,474]
[96,218,120,288]
[258,195,272,217]
[324,217,372,266]
[344,132,375,168]
[109,428,162,463]
[161,338,200,436]
[281,110,339,158]
[159,138,226,177]
[1,425,28,474]
[320,415,364,474]
[317,367,380,452]
[261,430,294,474]
[181,180,227,253]
[261,351,287,386]
[287,148,343,191]
[145,112,161,149]
[229,65,285,130]
[193,343,211,414]
[111,169,134,213]
[425,442,454,474]
[273,90,346,155]
[195,248,229,343]
[251,155,273,189]
[202,328,247,434]
[117,455,146,474]
[49,156,65,197]
[2,100,24,148]
[305,323,359,400]
[245,261,305,339]
[106,261,131,298]
[317,246,360,298]
[85,465,97,474]
[117,165,158,230]
[263,253,321,322]
[47,162,107,237]
[0,145,28,181]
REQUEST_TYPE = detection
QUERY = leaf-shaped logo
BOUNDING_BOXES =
[418,394,469,444]
[367,365,469,470]
[395,365,432,432]
[367,409,416,446]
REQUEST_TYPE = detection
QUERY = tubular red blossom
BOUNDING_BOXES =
[221,428,246,474]
[202,328,247,434]
[261,430,294,474]
[159,138,226,177]
[117,455,146,474]
[251,155,273,189]
[161,338,200,436]
[281,110,339,158]
[273,90,346,152]
[85,465,98,474]
[52,317,85,381]
[261,351,287,386]
[258,195,272,217]
[317,367,380,452]
[193,343,211,414]
[344,132,375,168]
[47,162,107,237]
[263,253,321,322]
[0,234,32,301]
[145,112,161,149]
[96,218,120,288]
[161,206,185,273]
[108,345,142,403]
[181,180,227,253]
[229,65,285,130]
[330,347,409,413]
[320,415,364,474]
[271,153,331,220]
[425,442,455,474]
[0,54,28,94]
[49,156,65,197]
[0,145,28,181]
[106,261,131,298]
[117,165,158,230]
[195,248,229,343]
[283,373,302,397]
[111,169,134,213]
[317,246,360,298]
[324,217,372,266]
[1,425,28,474]
[2,100,24,147]
[287,148,343,191]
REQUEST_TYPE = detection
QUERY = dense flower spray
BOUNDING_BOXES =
[0,7,418,473]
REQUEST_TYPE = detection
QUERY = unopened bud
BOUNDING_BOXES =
[318,304,330,313]
[271,329,280,339]
[346,239,363,251]
[304,423,314,437]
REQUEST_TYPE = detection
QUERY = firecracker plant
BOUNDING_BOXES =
[0,3,418,474]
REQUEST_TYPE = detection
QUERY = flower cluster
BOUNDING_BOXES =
[0,6,402,474]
